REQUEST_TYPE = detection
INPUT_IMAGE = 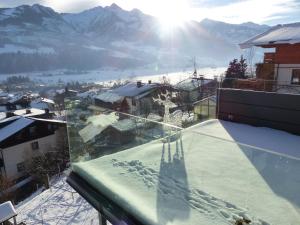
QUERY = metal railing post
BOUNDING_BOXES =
[98,212,107,225]
[13,216,17,225]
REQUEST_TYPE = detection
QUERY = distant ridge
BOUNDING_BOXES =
[0,3,270,73]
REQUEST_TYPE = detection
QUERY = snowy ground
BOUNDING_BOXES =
[0,67,226,85]
[15,174,99,225]
[73,119,300,225]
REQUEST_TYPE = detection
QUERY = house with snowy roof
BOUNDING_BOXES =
[175,76,218,104]
[240,22,300,92]
[94,81,163,115]
[30,97,55,111]
[0,116,66,197]
[0,108,54,127]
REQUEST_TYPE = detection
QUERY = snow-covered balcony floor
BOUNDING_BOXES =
[72,120,300,225]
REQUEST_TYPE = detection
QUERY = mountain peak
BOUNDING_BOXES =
[108,3,122,11]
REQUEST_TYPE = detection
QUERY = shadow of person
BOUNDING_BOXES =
[156,132,190,225]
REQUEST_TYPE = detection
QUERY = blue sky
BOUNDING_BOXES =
[1,0,300,25]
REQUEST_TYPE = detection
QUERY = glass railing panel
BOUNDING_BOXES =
[65,98,182,163]
[65,98,300,225]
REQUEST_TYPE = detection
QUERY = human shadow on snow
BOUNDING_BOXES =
[156,132,190,225]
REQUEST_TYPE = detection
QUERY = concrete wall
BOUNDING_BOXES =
[2,132,59,181]
[217,89,300,135]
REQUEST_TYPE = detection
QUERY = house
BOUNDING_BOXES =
[94,81,162,115]
[77,89,99,104]
[240,22,300,92]
[0,117,66,186]
[175,76,218,104]
[0,93,30,112]
[54,87,78,108]
[101,119,136,145]
[0,108,54,128]
[30,98,55,111]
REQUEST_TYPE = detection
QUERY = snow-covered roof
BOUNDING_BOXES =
[175,78,212,91]
[95,82,159,103]
[0,117,34,142]
[8,94,24,104]
[79,113,119,142]
[13,108,46,117]
[113,82,159,97]
[240,22,300,48]
[30,98,54,110]
[0,92,8,97]
[95,91,124,103]
[79,123,106,143]
[0,115,21,124]
[0,201,17,223]
[77,90,98,98]
[40,98,55,104]
[56,89,65,94]
[30,102,49,110]
[147,113,163,122]
[110,119,136,132]
[29,117,66,124]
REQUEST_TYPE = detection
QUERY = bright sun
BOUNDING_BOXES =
[154,0,190,29]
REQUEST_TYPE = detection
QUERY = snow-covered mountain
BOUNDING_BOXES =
[0,3,270,73]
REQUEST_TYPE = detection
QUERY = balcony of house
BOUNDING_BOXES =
[65,88,300,225]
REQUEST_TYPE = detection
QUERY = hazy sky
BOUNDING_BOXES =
[1,0,300,25]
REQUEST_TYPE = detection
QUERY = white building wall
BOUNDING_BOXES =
[2,134,57,181]
[275,64,300,93]
[275,64,300,84]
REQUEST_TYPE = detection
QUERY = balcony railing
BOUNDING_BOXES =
[65,94,300,225]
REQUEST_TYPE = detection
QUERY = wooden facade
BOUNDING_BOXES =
[262,44,300,64]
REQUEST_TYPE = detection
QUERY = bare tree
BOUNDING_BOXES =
[0,175,14,202]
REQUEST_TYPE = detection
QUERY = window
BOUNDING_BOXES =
[291,69,300,85]
[132,98,136,106]
[31,141,39,150]
[29,126,36,135]
[17,162,25,172]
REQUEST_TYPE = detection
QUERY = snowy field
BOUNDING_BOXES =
[16,174,99,225]
[0,67,226,85]
[73,119,300,225]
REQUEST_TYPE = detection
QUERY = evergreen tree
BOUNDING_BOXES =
[225,55,248,79]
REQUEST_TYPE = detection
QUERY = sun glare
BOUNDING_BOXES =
[154,0,190,29]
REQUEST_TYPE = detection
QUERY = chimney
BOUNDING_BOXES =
[6,112,14,118]
[137,81,142,88]
[26,109,31,114]
[148,80,152,84]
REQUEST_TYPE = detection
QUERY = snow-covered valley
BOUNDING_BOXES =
[0,67,226,85]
